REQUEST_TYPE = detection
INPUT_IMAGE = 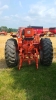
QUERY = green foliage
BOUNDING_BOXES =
[0,63,56,100]
[7,28,13,33]
[0,26,8,32]
[0,26,18,32]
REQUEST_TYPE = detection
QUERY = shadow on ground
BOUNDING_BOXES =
[0,59,7,69]
[0,58,56,100]
[6,63,56,99]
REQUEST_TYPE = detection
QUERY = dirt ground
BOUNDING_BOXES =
[0,35,56,68]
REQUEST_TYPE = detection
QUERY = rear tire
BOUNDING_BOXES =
[5,38,18,67]
[40,38,53,66]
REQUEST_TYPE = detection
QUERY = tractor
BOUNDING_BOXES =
[0,31,7,35]
[5,26,53,70]
[49,27,56,37]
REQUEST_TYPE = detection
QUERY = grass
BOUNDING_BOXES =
[0,63,56,100]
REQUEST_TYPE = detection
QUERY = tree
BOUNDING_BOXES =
[0,26,18,33]
[7,28,13,33]
[1,26,8,31]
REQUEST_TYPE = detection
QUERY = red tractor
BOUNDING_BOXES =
[0,31,7,35]
[49,27,56,36]
[5,26,53,70]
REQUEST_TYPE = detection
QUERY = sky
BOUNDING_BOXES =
[0,0,56,28]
